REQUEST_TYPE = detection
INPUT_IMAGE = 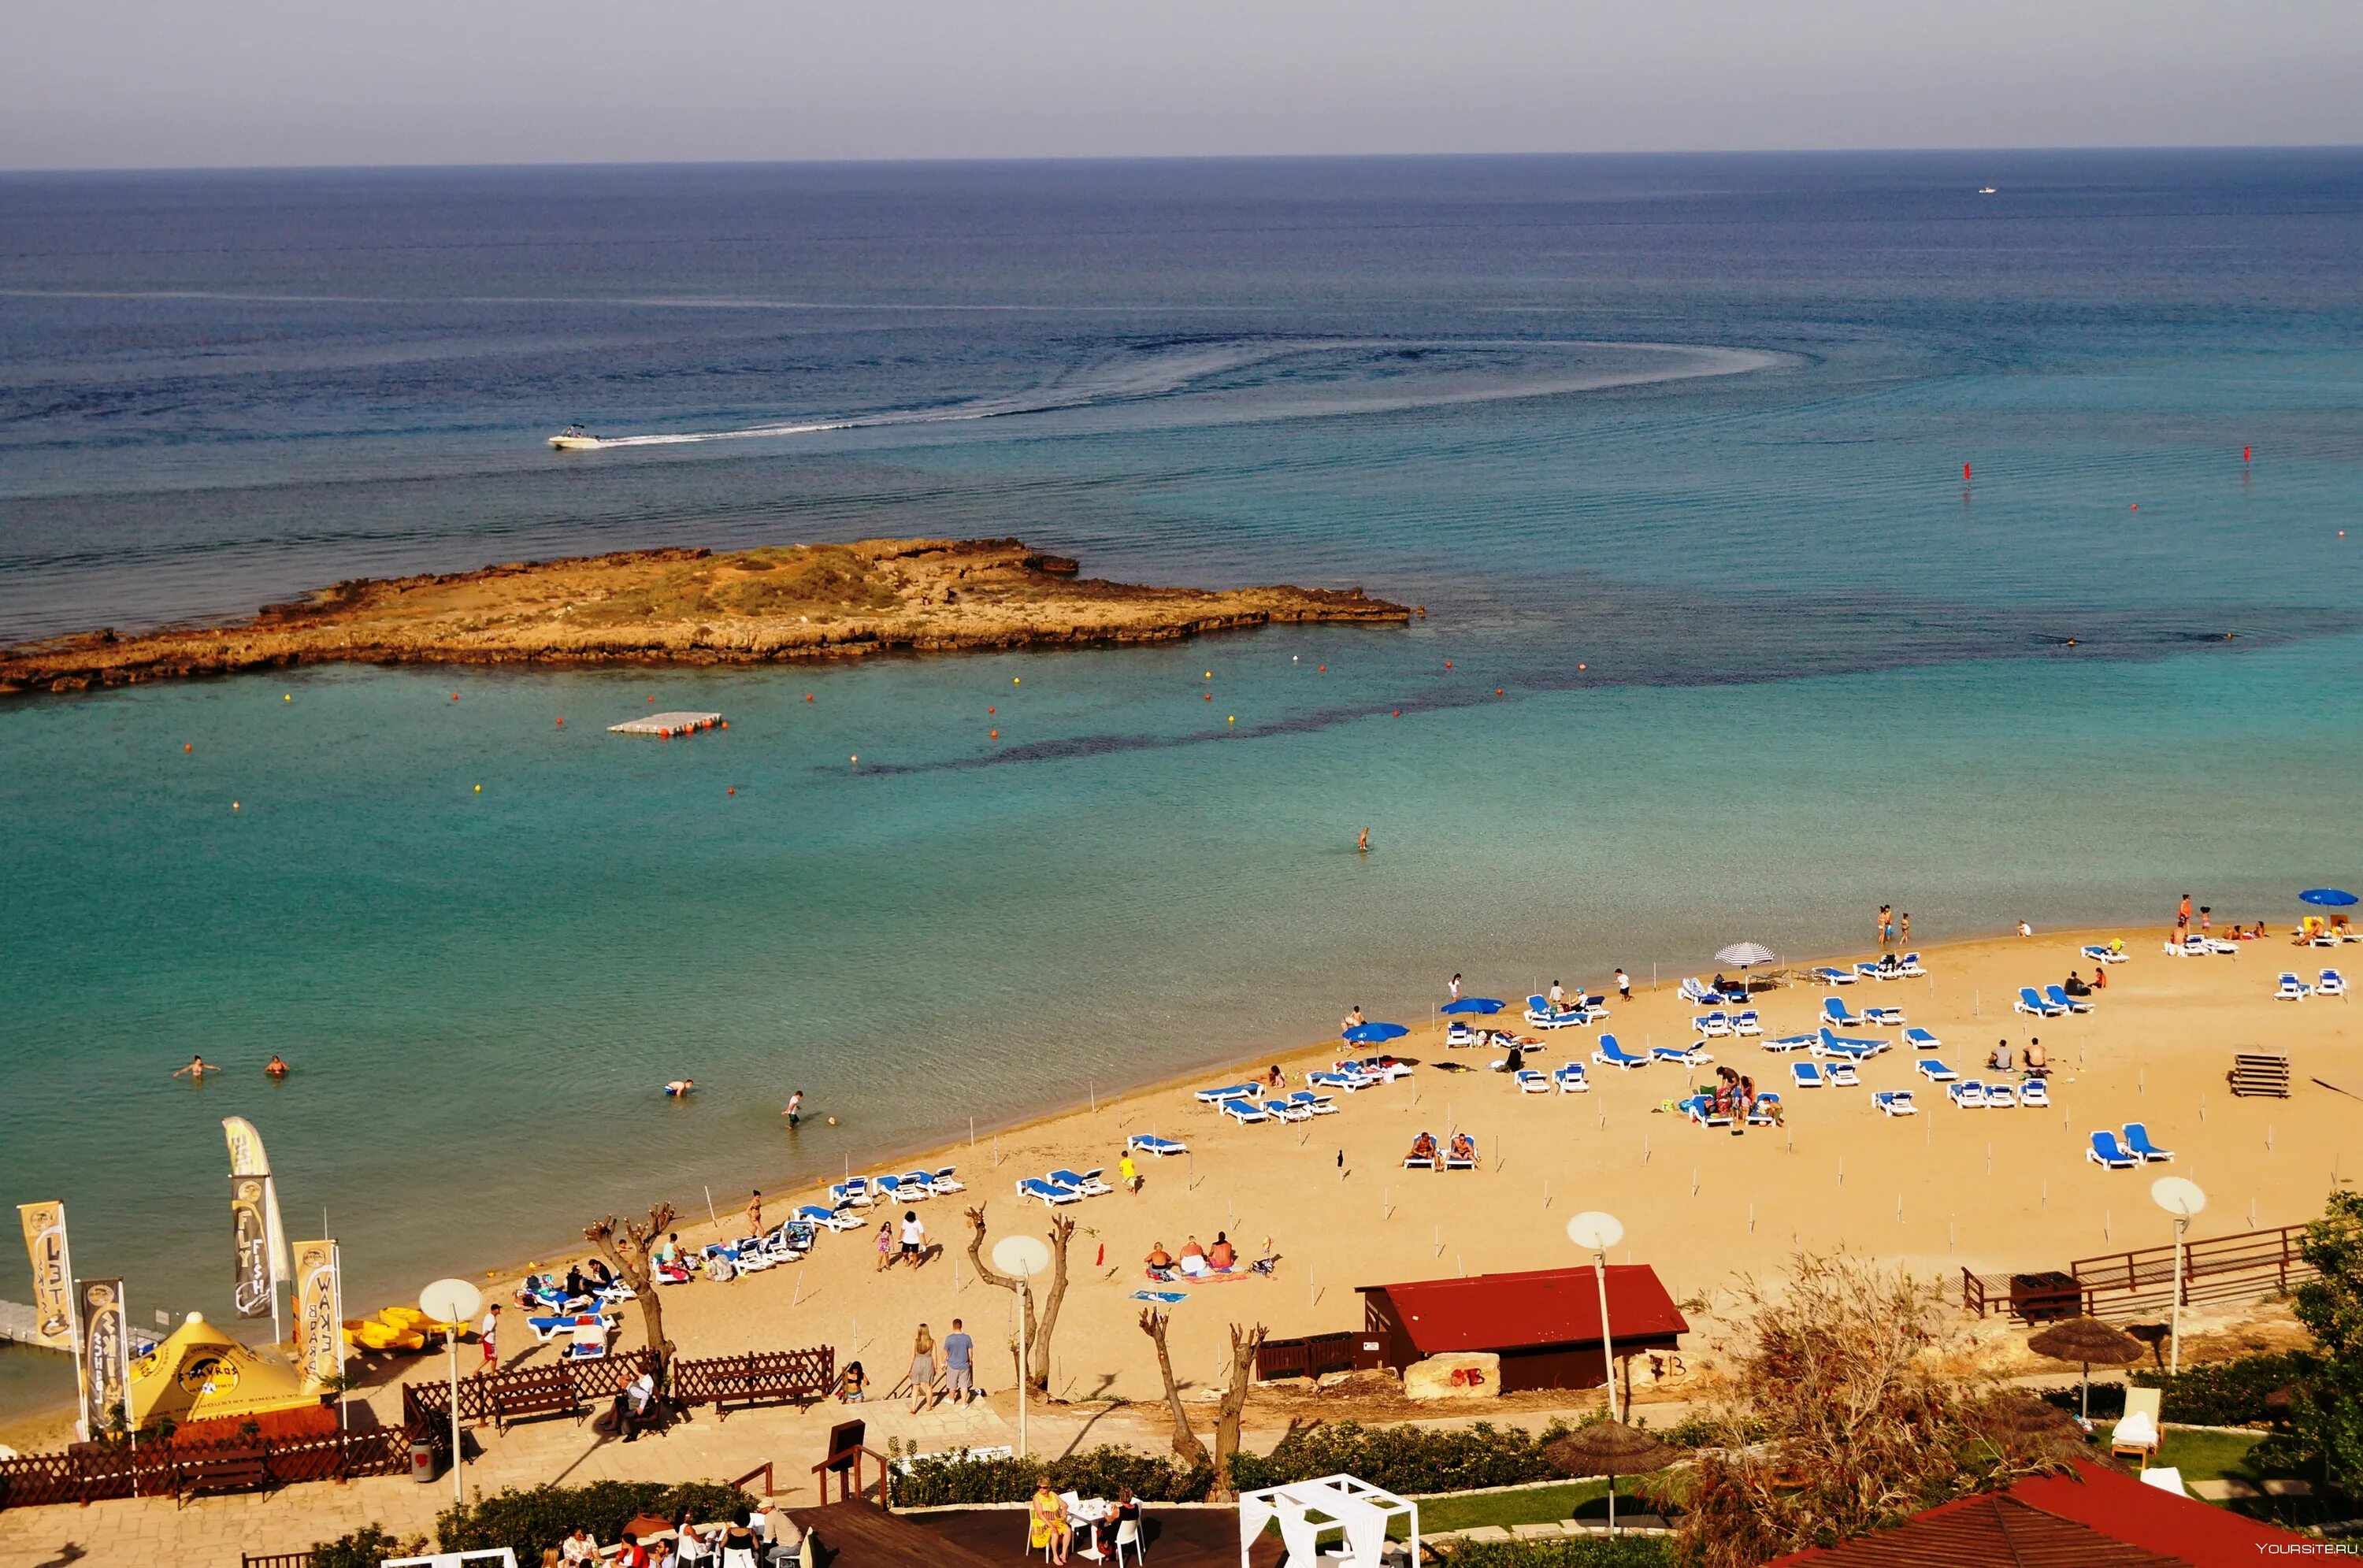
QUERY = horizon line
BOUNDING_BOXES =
[6,143,2361,179]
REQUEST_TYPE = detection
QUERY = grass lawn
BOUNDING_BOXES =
[2157,1428,2264,1485]
[1408,1474,1679,1533]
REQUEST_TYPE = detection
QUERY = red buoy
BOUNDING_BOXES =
[727,787,736,795]
[1962,462,1972,481]
[2243,446,2252,463]
[1444,660,1452,669]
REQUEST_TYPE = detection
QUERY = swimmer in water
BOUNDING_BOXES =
[665,1079,695,1097]
[1356,826,1370,854]
[265,1055,289,1079]
[173,1055,221,1080]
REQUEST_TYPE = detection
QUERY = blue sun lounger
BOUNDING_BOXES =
[1525,995,1590,1029]
[1288,1091,1339,1116]
[1949,1081,1987,1107]
[1731,1010,1763,1036]
[2087,1131,2139,1169]
[2320,969,2349,997]
[1827,1061,1860,1087]
[1443,1138,1478,1170]
[1791,1061,1825,1088]
[1514,1069,1550,1093]
[926,1167,967,1194]
[1816,1028,1882,1058]
[796,1204,862,1231]
[1127,1134,1188,1157]
[2018,1077,2051,1106]
[1746,1091,1782,1125]
[1916,1058,1958,1082]
[1553,1062,1590,1093]
[2123,1122,2174,1162]
[1017,1177,1082,1206]
[1862,1006,1905,1028]
[1049,1167,1114,1196]
[2046,985,2094,1015]
[1653,1043,1712,1066]
[1217,1097,1267,1125]
[1894,951,1927,976]
[1761,1032,1816,1053]
[1593,1035,1649,1070]
[1903,1026,1942,1051]
[2082,944,2126,965]
[1872,1090,1917,1116]
[2016,987,2064,1018]
[1813,966,1857,986]
[1823,997,1865,1029]
[1402,1132,1437,1170]
[1681,1094,1732,1129]
[1196,1083,1260,1103]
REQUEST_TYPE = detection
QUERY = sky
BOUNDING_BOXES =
[5,0,2361,169]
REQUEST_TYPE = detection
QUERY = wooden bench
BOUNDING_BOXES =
[701,1352,833,1420]
[2229,1051,2290,1098]
[173,1448,273,1506]
[487,1366,584,1433]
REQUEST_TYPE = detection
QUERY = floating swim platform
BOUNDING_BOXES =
[609,711,722,737]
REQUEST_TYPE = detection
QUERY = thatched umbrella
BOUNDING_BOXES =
[2028,1317,2146,1422]
[1546,1421,1679,1535]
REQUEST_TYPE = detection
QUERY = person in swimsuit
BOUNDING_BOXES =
[1356,826,1370,854]
[173,1055,221,1079]
[1407,1132,1438,1163]
[1207,1233,1237,1271]
[1448,1132,1476,1162]
[265,1055,289,1078]
[664,1079,694,1097]
[1144,1241,1174,1274]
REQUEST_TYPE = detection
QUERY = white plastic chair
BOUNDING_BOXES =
[1111,1517,1144,1565]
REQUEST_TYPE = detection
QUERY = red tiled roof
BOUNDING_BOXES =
[1356,1265,1687,1354]
[1765,1460,2313,1568]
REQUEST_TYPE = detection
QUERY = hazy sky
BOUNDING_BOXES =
[6,0,2360,169]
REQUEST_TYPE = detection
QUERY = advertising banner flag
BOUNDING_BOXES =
[16,1203,73,1350]
[222,1118,291,1284]
[75,1277,131,1440]
[291,1240,345,1388]
[230,1176,274,1319]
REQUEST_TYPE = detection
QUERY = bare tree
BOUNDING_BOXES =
[963,1203,1074,1393]
[584,1203,679,1393]
[1136,1308,1211,1468]
[1210,1321,1267,1502]
[1673,1251,2070,1568]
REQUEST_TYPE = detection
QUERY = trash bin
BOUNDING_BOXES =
[411,1439,440,1483]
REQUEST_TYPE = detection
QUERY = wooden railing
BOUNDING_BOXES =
[732,1461,776,1497]
[1963,1224,2315,1321]
[243,1553,319,1568]
[813,1444,892,1509]
[0,1426,409,1511]
[1255,1331,1363,1381]
[402,1344,833,1432]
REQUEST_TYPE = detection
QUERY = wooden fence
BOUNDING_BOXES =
[1962,1223,2315,1321]
[1254,1331,1366,1382]
[0,1425,410,1511]
[403,1344,834,1432]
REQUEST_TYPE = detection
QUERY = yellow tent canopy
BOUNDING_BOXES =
[128,1311,321,1429]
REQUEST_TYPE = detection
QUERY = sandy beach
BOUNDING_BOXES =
[315,919,2361,1416]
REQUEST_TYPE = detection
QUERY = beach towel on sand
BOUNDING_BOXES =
[1131,1290,1187,1304]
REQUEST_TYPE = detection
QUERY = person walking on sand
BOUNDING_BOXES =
[480,1303,500,1368]
[1898,913,1910,947]
[874,1219,895,1273]
[781,1090,803,1127]
[943,1318,975,1404]
[899,1208,927,1268]
[1615,968,1630,1001]
[2176,892,2192,936]
[746,1190,762,1235]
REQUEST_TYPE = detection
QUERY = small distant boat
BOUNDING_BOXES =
[549,424,602,450]
[1978,186,1998,196]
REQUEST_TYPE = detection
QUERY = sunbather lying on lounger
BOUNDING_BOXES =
[1408,1132,1439,1163]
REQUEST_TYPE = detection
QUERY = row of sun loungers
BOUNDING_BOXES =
[828,1169,966,1210]
[1944,1077,2051,1108]
[1813,954,1927,984]
[1402,1131,1479,1170]
[1525,992,1608,1028]
[2276,969,2347,999]
[1017,1166,1120,1207]
[2089,1125,2175,1167]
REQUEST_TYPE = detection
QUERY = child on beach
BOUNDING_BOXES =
[837,1361,866,1402]
[1118,1151,1141,1193]
[874,1220,894,1272]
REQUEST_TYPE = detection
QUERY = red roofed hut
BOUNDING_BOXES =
[1354,1265,1687,1392]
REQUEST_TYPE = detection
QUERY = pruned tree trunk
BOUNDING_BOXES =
[963,1203,1076,1393]
[1210,1321,1267,1502]
[585,1203,678,1395]
[1137,1307,1211,1467]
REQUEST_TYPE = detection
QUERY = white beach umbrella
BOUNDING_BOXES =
[1715,942,1777,968]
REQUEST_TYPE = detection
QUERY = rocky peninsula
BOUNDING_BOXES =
[0,538,1411,695]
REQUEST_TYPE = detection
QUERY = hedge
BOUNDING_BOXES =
[1229,1421,1578,1496]
[312,1525,421,1568]
[890,1445,1212,1507]
[436,1481,758,1560]
[2131,1351,2306,1427]
[1442,1537,1673,1567]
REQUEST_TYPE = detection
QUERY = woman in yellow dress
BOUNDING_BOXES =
[1028,1481,1071,1564]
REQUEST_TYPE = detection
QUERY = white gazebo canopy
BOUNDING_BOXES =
[1239,1473,1418,1567]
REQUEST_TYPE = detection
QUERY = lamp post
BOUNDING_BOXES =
[2149,1178,2206,1377]
[991,1236,1052,1460]
[420,1278,483,1504]
[1567,1211,1626,1422]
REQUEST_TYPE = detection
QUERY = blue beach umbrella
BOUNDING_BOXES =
[1342,1021,1410,1043]
[1440,997,1506,1015]
[2299,888,2357,906]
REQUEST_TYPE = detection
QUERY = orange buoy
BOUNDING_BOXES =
[555,717,564,727]
[719,720,728,728]
[1317,665,1326,673]
[450,692,459,702]
[1444,661,1452,669]
[728,787,736,795]
[988,706,996,714]
[1496,688,1504,695]
[184,743,194,752]
[2131,502,2139,510]
[1578,663,1587,671]
[1391,710,1400,717]
[648,695,656,702]
[989,729,1000,739]
[1203,692,1212,701]
[232,801,240,811]
[805,693,814,702]
[850,754,859,764]
[2243,446,2251,462]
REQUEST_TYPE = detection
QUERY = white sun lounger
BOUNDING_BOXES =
[1916,1058,1958,1082]
[2321,969,2349,997]
[2019,1077,2051,1106]
[2082,944,2127,965]
[2088,1130,2138,1169]
[2124,1122,2174,1162]
[1873,1090,1918,1117]
[1018,1177,1082,1207]
[1653,1043,1712,1066]
[1949,1081,1987,1108]
[1985,1082,2019,1108]
[1049,1167,1114,1196]
[1442,1139,1478,1171]
[1894,951,1927,976]
[1195,1083,1259,1104]
[1791,1061,1825,1089]
[1827,1062,1860,1087]
[2275,973,2311,1000]
[1863,1006,1905,1028]
[1903,1026,1942,1051]
[2016,987,2064,1018]
[1693,1011,1732,1036]
[1553,1062,1590,1093]
[1593,1035,1649,1069]
[1812,966,1857,986]
[1762,1032,1816,1053]
[1217,1098,1267,1125]
[1823,997,1866,1029]
[1746,1092,1782,1125]
[927,1167,967,1194]
[1515,1069,1550,1093]
[2046,985,2094,1014]
[1126,1134,1188,1157]
[1732,1010,1763,1036]
[796,1204,864,1232]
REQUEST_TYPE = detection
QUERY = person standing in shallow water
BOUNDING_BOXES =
[1357,825,1371,854]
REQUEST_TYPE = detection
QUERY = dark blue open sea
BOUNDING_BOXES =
[2,153,2360,1414]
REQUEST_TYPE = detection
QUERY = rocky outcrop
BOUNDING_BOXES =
[1,538,1409,696]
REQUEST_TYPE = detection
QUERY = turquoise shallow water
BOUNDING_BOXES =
[2,153,2362,1416]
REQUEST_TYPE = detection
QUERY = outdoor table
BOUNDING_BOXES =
[1070,1497,1111,1560]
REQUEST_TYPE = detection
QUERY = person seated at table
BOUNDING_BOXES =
[1111,1485,1142,1550]
[1177,1236,1210,1277]
[1448,1131,1476,1163]
[1144,1240,1174,1275]
[836,1361,866,1403]
[1406,1132,1438,1163]
[2061,971,2091,997]
[1207,1232,1237,1272]
[1029,1481,1073,1565]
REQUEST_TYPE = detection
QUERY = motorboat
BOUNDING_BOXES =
[549,424,602,450]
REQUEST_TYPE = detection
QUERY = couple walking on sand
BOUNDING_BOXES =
[907,1318,977,1412]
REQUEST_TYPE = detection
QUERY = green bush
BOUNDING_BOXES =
[312,1524,420,1568]
[889,1445,1211,1507]
[1229,1420,1575,1496]
[1441,1536,1672,1567]
[437,1481,756,1559]
[2131,1351,2306,1426]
